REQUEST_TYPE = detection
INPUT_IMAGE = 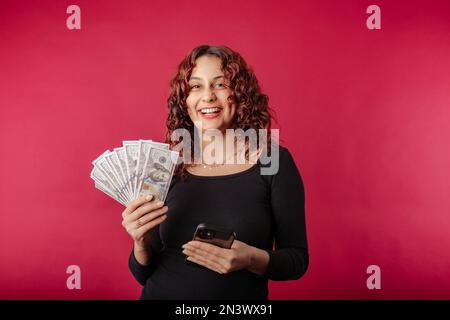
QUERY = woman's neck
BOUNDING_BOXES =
[199,130,259,166]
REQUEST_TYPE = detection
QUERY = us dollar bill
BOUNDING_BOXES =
[137,147,179,202]
[93,150,130,202]
[94,180,126,206]
[105,151,133,201]
[134,140,149,199]
[92,140,176,205]
[122,140,140,199]
[90,165,128,205]
[113,147,134,198]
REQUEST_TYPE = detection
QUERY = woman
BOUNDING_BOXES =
[122,45,309,299]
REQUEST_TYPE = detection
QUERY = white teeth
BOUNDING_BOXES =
[200,107,220,114]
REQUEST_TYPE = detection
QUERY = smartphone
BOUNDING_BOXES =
[184,223,237,268]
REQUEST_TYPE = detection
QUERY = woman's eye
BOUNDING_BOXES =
[215,83,225,88]
[190,85,200,89]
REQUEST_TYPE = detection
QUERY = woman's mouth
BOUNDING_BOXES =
[198,107,222,119]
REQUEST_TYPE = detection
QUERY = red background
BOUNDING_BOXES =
[1,0,449,299]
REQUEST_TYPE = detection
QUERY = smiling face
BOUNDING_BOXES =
[186,55,236,132]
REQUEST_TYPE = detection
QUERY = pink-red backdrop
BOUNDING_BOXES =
[1,0,449,299]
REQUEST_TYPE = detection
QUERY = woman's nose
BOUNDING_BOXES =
[201,88,216,102]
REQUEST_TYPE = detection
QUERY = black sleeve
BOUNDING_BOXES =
[128,225,163,286]
[263,147,309,281]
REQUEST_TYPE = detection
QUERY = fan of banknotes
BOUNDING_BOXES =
[90,140,179,206]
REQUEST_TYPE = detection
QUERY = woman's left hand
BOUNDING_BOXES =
[182,239,255,274]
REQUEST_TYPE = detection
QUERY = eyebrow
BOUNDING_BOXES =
[189,75,224,81]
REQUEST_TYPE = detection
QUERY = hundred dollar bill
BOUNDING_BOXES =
[133,140,171,198]
[137,147,178,202]
[91,140,172,205]
[113,147,134,198]
[90,165,127,205]
[92,150,129,202]
[105,150,132,201]
[123,140,140,199]
[133,140,149,199]
[146,140,170,150]
[94,181,126,206]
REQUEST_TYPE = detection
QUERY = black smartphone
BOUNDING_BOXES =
[184,223,237,268]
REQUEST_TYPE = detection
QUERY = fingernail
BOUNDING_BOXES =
[157,201,164,206]
[146,195,152,201]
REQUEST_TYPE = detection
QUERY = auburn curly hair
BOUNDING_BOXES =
[165,44,276,177]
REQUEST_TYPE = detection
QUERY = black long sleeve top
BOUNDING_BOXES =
[128,146,309,300]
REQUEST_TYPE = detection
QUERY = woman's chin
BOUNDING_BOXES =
[195,120,223,132]
[191,117,234,133]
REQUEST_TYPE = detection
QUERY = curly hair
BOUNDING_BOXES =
[165,44,275,177]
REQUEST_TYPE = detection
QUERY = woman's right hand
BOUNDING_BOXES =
[121,195,168,250]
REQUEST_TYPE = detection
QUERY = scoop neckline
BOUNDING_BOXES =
[186,161,260,180]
